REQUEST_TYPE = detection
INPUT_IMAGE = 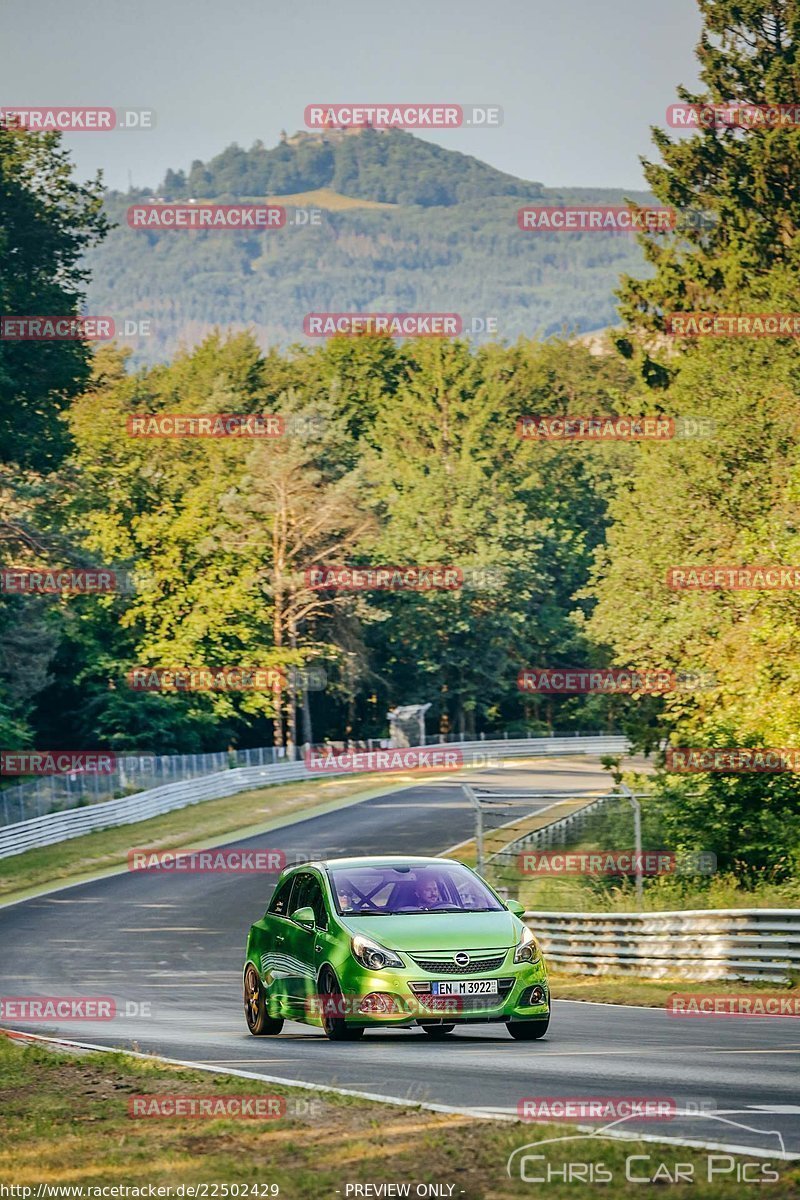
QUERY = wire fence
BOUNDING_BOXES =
[0,729,620,827]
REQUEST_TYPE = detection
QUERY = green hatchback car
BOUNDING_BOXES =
[243,855,550,1040]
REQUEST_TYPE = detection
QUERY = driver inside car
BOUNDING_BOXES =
[416,877,443,907]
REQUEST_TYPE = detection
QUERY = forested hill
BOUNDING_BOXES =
[88,129,654,363]
[158,127,542,207]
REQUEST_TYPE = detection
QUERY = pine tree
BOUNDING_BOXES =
[619,0,800,334]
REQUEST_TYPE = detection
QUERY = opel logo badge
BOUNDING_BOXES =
[454,951,470,966]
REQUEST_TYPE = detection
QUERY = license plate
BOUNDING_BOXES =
[431,979,499,996]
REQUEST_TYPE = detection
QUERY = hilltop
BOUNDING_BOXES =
[158,126,542,207]
[87,129,653,363]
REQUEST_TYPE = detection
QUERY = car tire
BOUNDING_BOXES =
[319,967,365,1041]
[420,1024,456,1037]
[244,963,284,1036]
[506,1016,549,1040]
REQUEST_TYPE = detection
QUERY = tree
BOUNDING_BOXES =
[587,336,800,870]
[0,119,109,470]
[221,397,375,751]
[618,0,800,337]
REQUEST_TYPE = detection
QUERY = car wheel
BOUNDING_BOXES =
[506,1016,549,1040]
[319,967,365,1040]
[420,1024,456,1038]
[244,963,284,1036]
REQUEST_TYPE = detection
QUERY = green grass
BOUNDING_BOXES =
[1,1033,797,1197]
[0,754,562,905]
[550,969,798,1007]
[514,871,800,912]
[0,772,412,903]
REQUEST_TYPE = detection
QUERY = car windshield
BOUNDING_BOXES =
[328,863,504,915]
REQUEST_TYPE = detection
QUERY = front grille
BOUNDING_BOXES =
[414,978,515,1015]
[409,951,507,974]
[458,993,507,1012]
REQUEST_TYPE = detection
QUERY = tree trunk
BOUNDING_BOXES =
[301,683,313,748]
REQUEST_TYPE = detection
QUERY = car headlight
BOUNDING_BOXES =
[351,934,404,971]
[514,925,541,964]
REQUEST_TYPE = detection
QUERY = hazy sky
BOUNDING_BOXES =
[5,0,702,192]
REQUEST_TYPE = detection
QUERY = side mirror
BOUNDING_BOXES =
[291,905,316,929]
[506,899,525,917]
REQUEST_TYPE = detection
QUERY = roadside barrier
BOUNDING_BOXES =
[0,735,628,859]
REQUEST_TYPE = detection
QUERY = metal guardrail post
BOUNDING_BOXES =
[619,782,643,912]
[461,784,483,875]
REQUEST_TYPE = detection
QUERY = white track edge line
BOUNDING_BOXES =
[3,1027,797,1159]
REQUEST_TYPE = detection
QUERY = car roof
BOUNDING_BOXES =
[316,855,460,869]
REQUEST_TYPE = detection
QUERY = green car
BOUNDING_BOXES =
[243,855,549,1041]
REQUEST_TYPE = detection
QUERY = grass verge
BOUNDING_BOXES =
[1,1033,797,1197]
[0,754,583,906]
[0,772,421,904]
[550,970,798,1007]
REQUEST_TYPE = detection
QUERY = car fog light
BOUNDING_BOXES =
[359,991,401,1015]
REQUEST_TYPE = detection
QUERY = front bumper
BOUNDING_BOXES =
[319,951,549,1027]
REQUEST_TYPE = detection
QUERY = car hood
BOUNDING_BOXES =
[340,909,519,952]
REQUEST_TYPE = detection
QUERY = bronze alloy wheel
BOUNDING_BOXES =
[244,963,284,1036]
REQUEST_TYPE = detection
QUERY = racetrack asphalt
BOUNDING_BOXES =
[1,757,798,1159]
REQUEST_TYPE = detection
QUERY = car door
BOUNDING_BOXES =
[281,870,330,1013]
[256,871,300,1008]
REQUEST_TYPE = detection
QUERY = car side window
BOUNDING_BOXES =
[306,876,328,930]
[268,875,296,917]
[292,872,328,930]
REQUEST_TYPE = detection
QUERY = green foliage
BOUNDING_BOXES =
[90,127,660,366]
[12,331,641,751]
[4,15,800,888]
[165,128,540,207]
[0,121,109,469]
[619,0,800,330]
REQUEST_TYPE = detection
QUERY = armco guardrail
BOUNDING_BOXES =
[0,730,623,826]
[0,734,627,860]
[487,792,616,866]
[526,909,800,983]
